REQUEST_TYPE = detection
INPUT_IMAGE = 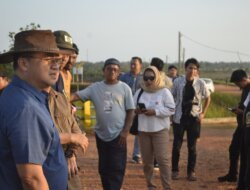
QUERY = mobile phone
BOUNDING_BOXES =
[137,103,146,109]
[228,107,235,112]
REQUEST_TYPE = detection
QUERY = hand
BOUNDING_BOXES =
[232,108,243,115]
[135,108,145,114]
[67,155,78,179]
[199,113,205,121]
[143,109,156,116]
[71,133,89,154]
[118,130,129,147]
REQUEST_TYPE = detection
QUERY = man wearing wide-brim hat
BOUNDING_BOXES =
[0,30,68,190]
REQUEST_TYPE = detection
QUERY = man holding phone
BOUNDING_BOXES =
[218,69,250,184]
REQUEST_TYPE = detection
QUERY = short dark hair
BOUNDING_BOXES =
[168,65,177,70]
[103,58,120,70]
[230,69,248,83]
[13,53,29,70]
[184,58,200,69]
[73,43,79,55]
[131,56,142,64]
[150,57,164,71]
[0,71,7,78]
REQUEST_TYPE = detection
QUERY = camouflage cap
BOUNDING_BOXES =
[53,30,74,53]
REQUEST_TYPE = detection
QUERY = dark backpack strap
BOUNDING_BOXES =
[137,89,144,104]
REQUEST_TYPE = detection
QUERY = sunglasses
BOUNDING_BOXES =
[143,76,155,81]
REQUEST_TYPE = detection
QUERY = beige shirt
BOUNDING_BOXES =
[48,89,82,153]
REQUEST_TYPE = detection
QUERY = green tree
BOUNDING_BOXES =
[8,22,41,49]
[0,23,41,77]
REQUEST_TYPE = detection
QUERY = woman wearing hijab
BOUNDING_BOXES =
[134,66,175,190]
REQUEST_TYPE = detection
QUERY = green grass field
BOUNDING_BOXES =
[205,92,240,118]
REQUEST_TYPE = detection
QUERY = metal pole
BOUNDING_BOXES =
[182,47,185,70]
[178,32,182,74]
[76,65,79,91]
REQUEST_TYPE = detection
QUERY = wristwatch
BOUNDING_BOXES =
[65,149,74,158]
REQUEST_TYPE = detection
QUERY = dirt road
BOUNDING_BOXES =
[215,84,240,94]
[77,126,238,190]
[74,84,239,190]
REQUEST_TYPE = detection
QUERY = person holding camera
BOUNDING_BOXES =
[134,65,175,190]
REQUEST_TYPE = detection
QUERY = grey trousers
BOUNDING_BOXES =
[139,128,171,190]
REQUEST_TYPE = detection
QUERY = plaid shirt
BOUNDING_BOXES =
[171,76,210,124]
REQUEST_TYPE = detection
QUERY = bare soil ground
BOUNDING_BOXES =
[77,126,237,190]
[76,84,239,190]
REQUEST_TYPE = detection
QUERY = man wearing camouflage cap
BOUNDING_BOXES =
[53,30,75,99]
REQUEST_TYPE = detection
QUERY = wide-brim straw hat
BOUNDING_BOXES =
[0,30,61,63]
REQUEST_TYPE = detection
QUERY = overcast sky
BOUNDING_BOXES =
[0,0,249,63]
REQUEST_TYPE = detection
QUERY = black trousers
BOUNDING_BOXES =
[228,124,243,177]
[172,115,200,174]
[95,134,127,190]
[237,126,250,190]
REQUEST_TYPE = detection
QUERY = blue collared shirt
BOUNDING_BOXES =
[0,75,67,190]
[119,72,142,94]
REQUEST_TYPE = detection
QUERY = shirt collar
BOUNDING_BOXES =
[12,75,48,105]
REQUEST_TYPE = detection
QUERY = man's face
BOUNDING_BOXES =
[235,78,249,89]
[103,64,120,83]
[0,76,8,90]
[130,59,142,75]
[70,53,78,66]
[60,54,70,70]
[22,52,61,90]
[168,68,177,78]
[64,53,78,71]
[185,63,198,78]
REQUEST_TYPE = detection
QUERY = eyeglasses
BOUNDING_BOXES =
[143,76,155,81]
[26,56,62,65]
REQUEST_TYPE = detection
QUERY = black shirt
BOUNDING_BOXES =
[182,80,195,116]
